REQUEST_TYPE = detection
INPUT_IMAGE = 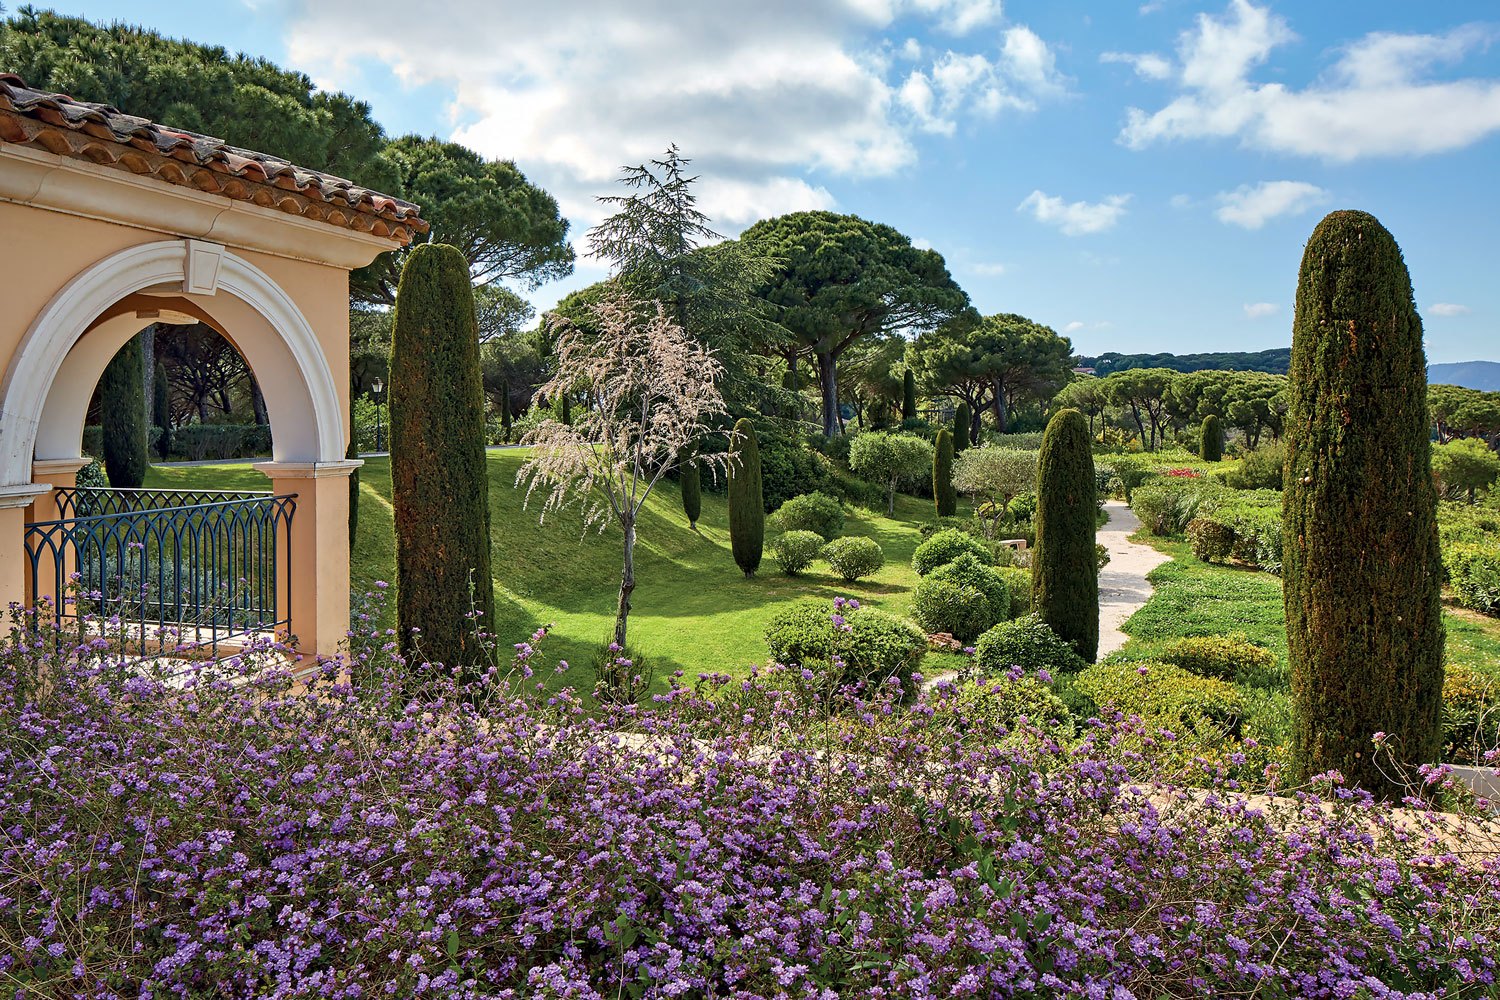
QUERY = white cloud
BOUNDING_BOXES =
[1117,0,1500,161]
[1063,320,1086,332]
[1139,1,1165,13]
[970,262,1007,276]
[1214,180,1328,229]
[284,0,1062,235]
[1429,302,1472,317]
[1243,302,1278,319]
[1018,190,1131,235]
[1100,51,1173,81]
[1169,193,1194,209]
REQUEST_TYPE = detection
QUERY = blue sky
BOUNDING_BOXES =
[47,0,1500,362]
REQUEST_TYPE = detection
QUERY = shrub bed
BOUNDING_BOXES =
[769,491,845,541]
[971,615,1088,678]
[772,529,825,576]
[1445,542,1500,615]
[764,598,924,697]
[912,527,995,575]
[822,536,884,582]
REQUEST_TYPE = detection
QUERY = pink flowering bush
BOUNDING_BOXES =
[1,597,1498,998]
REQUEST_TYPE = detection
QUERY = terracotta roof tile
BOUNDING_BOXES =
[0,74,427,242]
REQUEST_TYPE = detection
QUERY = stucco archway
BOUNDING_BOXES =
[0,238,344,485]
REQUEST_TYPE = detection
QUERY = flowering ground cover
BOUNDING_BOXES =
[146,452,967,694]
[2,608,1497,997]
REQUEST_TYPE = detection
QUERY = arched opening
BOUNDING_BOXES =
[3,240,356,659]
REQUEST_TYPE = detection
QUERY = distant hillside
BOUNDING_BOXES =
[1076,348,1290,376]
[1429,360,1500,392]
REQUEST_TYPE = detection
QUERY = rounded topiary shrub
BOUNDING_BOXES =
[1200,414,1224,462]
[769,491,845,541]
[1186,517,1235,563]
[928,552,1010,624]
[932,678,1073,739]
[1075,660,1245,739]
[912,527,994,576]
[972,614,1087,678]
[996,566,1031,619]
[823,537,884,582]
[910,578,991,642]
[1159,634,1277,683]
[773,530,826,576]
[764,600,926,700]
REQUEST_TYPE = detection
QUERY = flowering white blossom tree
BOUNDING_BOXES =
[518,292,727,656]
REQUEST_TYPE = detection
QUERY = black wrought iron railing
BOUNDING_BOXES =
[25,487,296,657]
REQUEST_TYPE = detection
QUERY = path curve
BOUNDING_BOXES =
[1096,499,1171,660]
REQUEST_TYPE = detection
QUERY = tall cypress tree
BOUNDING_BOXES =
[680,451,702,529]
[933,428,957,516]
[902,369,918,420]
[1033,408,1098,662]
[1284,210,1443,795]
[1200,414,1223,462]
[560,394,572,426]
[347,438,361,549]
[390,244,495,675]
[727,418,763,578]
[953,401,971,452]
[152,360,172,460]
[99,335,148,488]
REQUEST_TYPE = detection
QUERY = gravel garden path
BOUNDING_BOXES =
[1095,499,1172,660]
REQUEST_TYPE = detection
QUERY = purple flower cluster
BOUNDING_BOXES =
[0,601,1497,998]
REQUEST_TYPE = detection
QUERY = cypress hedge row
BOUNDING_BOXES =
[1032,408,1098,663]
[99,335,148,488]
[1200,414,1223,462]
[153,360,172,461]
[728,419,763,578]
[902,369,917,421]
[1284,210,1443,796]
[933,427,956,517]
[389,243,495,675]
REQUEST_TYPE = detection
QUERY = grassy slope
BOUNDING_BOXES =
[147,450,960,689]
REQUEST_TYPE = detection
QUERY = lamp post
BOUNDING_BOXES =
[371,377,384,453]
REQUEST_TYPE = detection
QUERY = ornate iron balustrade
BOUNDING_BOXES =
[25,487,296,657]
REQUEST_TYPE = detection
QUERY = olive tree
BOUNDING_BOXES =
[952,447,1038,537]
[849,432,934,516]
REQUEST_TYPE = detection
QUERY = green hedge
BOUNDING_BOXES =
[910,579,991,642]
[769,491,845,541]
[972,615,1087,678]
[764,600,926,700]
[912,528,995,575]
[1075,660,1245,738]
[1445,543,1500,615]
[83,423,268,463]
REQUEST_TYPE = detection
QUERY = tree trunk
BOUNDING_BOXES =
[250,377,270,427]
[613,516,636,650]
[886,478,897,517]
[817,350,840,438]
[969,406,983,446]
[990,379,1008,433]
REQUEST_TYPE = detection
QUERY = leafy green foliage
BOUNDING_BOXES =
[1223,440,1285,490]
[680,456,702,528]
[910,579,990,642]
[390,244,495,674]
[911,313,1072,436]
[933,428,957,517]
[772,530,826,576]
[931,678,1073,738]
[1033,409,1098,663]
[1285,210,1444,794]
[1445,543,1500,615]
[1156,634,1277,682]
[972,615,1088,678]
[849,431,934,516]
[1431,438,1500,502]
[1079,348,1291,376]
[996,566,1032,619]
[912,528,995,576]
[728,420,765,578]
[822,537,885,582]
[929,552,1012,623]
[1076,660,1246,738]
[99,336,147,489]
[1187,517,1235,563]
[769,491,845,541]
[763,600,926,699]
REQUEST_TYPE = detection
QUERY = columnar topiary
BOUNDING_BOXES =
[902,369,917,420]
[347,439,360,548]
[1200,414,1223,462]
[953,401,971,452]
[1032,408,1098,663]
[728,418,764,577]
[99,335,148,488]
[152,360,172,460]
[390,243,495,673]
[680,452,702,529]
[560,393,572,426]
[1284,210,1443,795]
[500,381,512,442]
[933,428,957,516]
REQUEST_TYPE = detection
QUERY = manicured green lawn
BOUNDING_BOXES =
[147,450,963,690]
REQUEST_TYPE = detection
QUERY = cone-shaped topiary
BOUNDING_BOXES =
[152,361,172,460]
[99,335,148,488]
[390,243,495,675]
[560,393,572,426]
[728,418,764,577]
[933,427,957,516]
[953,401,971,452]
[1284,210,1443,796]
[902,369,917,420]
[347,438,361,548]
[1032,408,1098,663]
[1200,414,1223,462]
[500,381,512,442]
[681,450,702,529]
